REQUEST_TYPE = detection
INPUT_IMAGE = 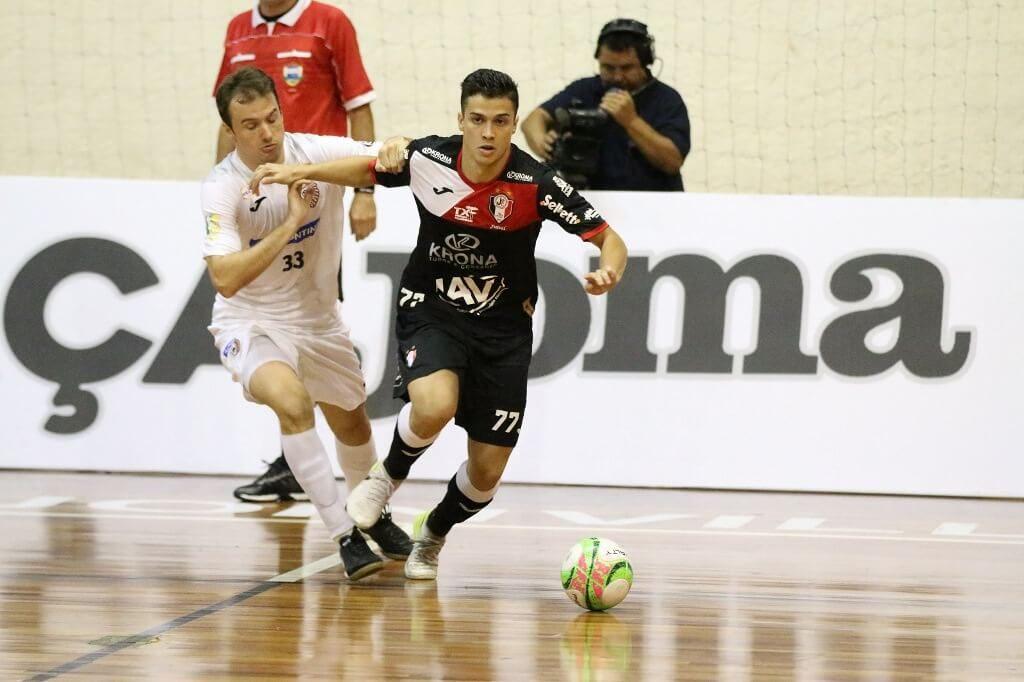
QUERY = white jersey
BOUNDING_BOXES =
[201,132,378,331]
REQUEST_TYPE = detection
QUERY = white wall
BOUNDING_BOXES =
[3,177,1022,497]
[1,1,1022,196]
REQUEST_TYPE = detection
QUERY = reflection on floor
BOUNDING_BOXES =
[2,471,1023,680]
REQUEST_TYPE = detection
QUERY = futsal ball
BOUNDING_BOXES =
[561,537,633,611]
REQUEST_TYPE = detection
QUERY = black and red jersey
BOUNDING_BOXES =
[372,135,608,324]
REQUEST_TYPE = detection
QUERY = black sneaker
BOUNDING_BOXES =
[363,509,414,560]
[232,454,308,502]
[339,528,385,580]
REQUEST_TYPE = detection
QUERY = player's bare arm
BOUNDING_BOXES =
[249,135,410,195]
[583,226,627,295]
[250,156,378,195]
[347,103,377,242]
[376,136,412,173]
[206,181,314,298]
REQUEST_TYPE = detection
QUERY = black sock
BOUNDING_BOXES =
[426,474,494,536]
[382,426,432,480]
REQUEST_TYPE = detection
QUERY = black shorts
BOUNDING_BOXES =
[392,303,532,447]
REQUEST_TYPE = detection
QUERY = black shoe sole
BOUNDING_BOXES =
[379,550,410,561]
[233,492,310,502]
[346,559,385,581]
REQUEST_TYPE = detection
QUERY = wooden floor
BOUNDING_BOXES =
[1,471,1023,680]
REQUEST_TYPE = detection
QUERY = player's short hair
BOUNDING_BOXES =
[216,67,280,127]
[460,69,519,113]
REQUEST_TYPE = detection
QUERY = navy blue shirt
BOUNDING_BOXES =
[540,76,690,191]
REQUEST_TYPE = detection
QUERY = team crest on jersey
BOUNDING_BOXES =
[300,182,320,208]
[282,63,303,87]
[405,346,417,368]
[488,190,514,223]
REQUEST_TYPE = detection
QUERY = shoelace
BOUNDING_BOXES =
[364,475,395,505]
[417,535,443,560]
[261,458,288,473]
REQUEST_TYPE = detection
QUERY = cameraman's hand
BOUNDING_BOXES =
[599,89,638,127]
[538,129,559,161]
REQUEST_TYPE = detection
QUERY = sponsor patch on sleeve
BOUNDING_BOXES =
[205,214,221,240]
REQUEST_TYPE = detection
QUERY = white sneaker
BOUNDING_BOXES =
[405,511,445,580]
[346,463,400,529]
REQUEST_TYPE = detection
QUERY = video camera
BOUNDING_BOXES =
[548,98,609,189]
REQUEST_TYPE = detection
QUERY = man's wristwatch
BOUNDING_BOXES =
[354,186,375,195]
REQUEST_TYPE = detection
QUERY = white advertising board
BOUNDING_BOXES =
[2,177,1021,497]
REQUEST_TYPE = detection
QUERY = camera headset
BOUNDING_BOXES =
[594,18,656,70]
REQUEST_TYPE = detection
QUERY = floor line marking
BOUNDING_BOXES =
[0,496,75,509]
[23,549,349,680]
[453,523,1024,546]
[24,582,281,681]
[1,510,311,524]
[933,522,977,536]
[777,517,824,530]
[269,553,340,582]
[545,510,695,526]
[805,527,903,534]
[4,509,1023,547]
[704,515,757,529]
[270,503,314,519]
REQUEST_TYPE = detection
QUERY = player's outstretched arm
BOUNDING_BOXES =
[206,181,314,298]
[250,156,376,195]
[376,136,411,173]
[583,227,627,296]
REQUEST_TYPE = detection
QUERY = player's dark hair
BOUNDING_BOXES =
[460,69,519,112]
[216,67,280,127]
[595,18,656,67]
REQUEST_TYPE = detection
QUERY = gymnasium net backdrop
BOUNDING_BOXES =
[1,0,1022,197]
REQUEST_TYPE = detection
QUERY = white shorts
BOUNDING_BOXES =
[212,320,366,411]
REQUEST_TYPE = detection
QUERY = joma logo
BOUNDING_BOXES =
[4,242,972,434]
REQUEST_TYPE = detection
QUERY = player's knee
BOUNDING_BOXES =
[411,397,457,434]
[468,445,513,490]
[272,388,315,432]
[473,466,503,491]
[337,414,372,445]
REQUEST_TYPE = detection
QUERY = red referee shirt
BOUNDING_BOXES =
[214,0,375,136]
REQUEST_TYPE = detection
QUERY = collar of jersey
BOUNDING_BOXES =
[250,0,311,28]
[456,149,513,190]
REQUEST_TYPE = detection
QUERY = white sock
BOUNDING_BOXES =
[398,402,438,449]
[336,437,377,494]
[455,459,500,503]
[281,428,353,540]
